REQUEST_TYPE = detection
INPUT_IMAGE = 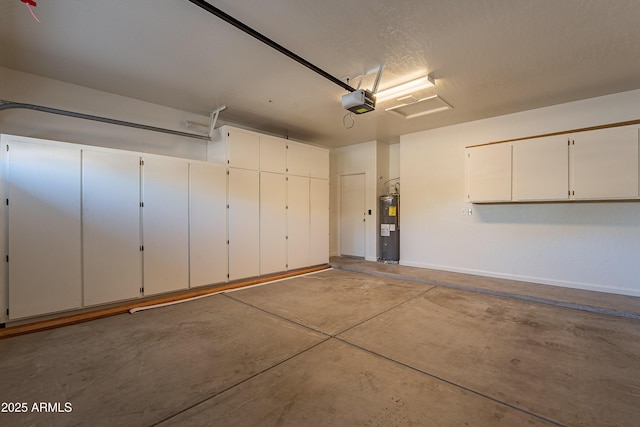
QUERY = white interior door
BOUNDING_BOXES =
[260,172,287,275]
[340,173,365,257]
[142,156,189,295]
[83,149,142,306]
[189,162,228,287]
[228,167,260,280]
[7,141,82,319]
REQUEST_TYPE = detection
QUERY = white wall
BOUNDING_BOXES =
[330,141,378,261]
[401,89,640,296]
[0,67,209,159]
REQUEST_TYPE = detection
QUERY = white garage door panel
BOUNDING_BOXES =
[143,156,190,295]
[8,141,82,319]
[83,150,142,306]
[190,162,228,287]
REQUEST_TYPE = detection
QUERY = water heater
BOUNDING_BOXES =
[379,195,400,262]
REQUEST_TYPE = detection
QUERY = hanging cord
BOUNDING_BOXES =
[342,112,354,129]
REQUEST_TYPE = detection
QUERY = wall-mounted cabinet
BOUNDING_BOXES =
[208,127,260,170]
[260,135,287,174]
[466,143,512,203]
[287,141,310,177]
[310,146,330,179]
[513,135,569,201]
[467,125,640,203]
[571,127,639,200]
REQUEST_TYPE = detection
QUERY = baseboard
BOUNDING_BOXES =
[399,260,640,298]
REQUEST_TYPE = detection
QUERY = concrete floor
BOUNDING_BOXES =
[1,260,640,426]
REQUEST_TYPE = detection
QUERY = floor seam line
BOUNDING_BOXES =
[331,263,640,320]
[332,286,436,337]
[152,337,332,426]
[221,293,331,338]
[334,337,567,427]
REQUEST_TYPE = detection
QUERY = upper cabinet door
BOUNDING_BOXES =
[260,135,287,173]
[287,141,310,176]
[309,146,330,179]
[572,127,639,200]
[228,128,260,170]
[7,141,82,319]
[513,136,569,201]
[466,143,512,203]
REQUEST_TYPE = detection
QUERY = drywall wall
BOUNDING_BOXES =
[330,141,378,261]
[0,67,209,159]
[400,89,640,296]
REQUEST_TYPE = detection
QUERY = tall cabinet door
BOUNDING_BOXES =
[7,141,82,319]
[287,175,310,270]
[189,162,228,287]
[142,156,189,295]
[83,150,142,306]
[309,178,329,265]
[260,172,287,275]
[228,167,260,280]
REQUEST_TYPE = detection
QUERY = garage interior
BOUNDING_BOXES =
[2,1,640,426]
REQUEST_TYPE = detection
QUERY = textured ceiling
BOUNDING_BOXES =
[2,0,640,147]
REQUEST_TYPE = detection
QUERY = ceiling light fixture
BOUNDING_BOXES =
[375,75,435,103]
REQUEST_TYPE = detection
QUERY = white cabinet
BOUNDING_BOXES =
[513,136,569,201]
[7,141,82,319]
[83,150,142,306]
[571,127,639,200]
[466,143,512,203]
[228,167,260,280]
[142,156,190,295]
[189,162,228,287]
[467,124,640,203]
[260,172,287,275]
[309,178,329,266]
[287,175,310,270]
[287,141,310,176]
[260,135,287,173]
[208,127,260,170]
[310,146,330,179]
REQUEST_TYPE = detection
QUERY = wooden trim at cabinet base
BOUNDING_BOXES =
[0,264,330,340]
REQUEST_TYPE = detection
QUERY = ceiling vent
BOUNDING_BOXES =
[385,95,453,119]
